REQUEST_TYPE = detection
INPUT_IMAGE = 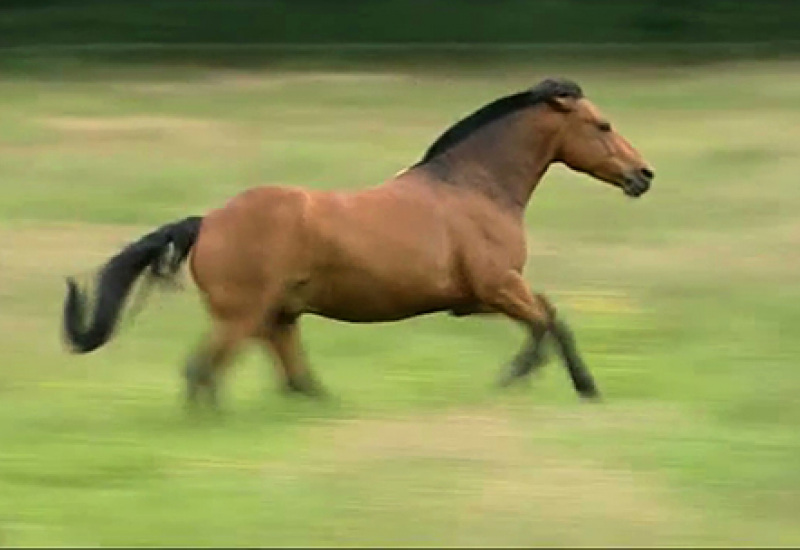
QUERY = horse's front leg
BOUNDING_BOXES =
[476,271,600,399]
[450,303,549,385]
[496,332,549,387]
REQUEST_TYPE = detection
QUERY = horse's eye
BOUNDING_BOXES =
[597,121,612,132]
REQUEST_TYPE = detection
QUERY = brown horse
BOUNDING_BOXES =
[62,78,654,408]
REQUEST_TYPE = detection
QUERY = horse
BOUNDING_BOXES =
[62,77,654,409]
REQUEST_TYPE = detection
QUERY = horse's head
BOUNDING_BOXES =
[544,81,654,198]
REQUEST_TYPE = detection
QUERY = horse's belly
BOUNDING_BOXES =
[309,300,452,323]
[304,263,461,323]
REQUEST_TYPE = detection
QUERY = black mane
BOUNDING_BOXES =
[414,78,584,166]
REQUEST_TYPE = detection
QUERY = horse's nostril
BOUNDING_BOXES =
[640,167,655,180]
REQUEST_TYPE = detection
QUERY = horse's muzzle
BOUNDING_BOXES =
[622,168,654,198]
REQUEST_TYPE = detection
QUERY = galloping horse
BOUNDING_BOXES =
[62,78,654,408]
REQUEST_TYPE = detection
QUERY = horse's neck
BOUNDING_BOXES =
[420,111,557,212]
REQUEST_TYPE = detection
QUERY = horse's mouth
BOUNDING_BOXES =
[621,175,651,198]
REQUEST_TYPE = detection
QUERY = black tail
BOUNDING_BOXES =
[62,216,203,354]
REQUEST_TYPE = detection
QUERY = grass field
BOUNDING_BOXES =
[1,54,799,547]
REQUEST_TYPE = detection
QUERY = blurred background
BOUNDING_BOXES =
[1,0,799,546]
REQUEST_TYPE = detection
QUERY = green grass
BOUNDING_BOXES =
[1,56,800,547]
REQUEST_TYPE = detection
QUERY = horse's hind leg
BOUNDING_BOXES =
[184,315,261,409]
[258,318,326,398]
[480,271,599,399]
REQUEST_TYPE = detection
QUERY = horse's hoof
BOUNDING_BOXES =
[184,389,200,412]
[497,357,542,388]
[497,373,531,390]
[496,367,520,389]
[579,390,602,403]
[283,378,328,400]
[304,385,330,401]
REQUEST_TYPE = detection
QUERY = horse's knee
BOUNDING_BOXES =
[531,293,557,323]
[474,272,553,330]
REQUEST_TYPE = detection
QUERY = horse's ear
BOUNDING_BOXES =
[546,95,575,113]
